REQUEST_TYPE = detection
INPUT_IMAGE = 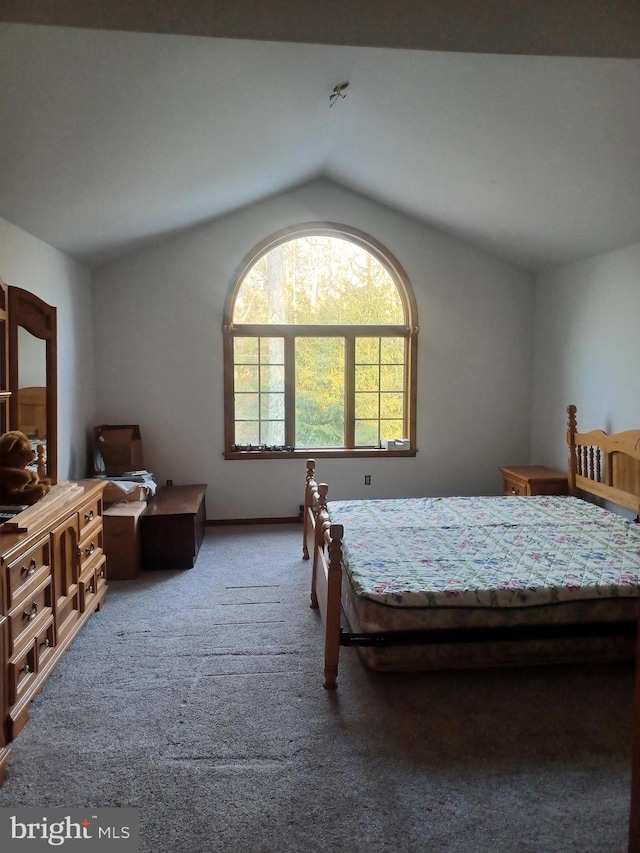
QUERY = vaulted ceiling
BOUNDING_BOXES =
[2,2,640,272]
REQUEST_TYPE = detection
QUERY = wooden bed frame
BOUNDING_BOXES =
[303,405,640,689]
[17,386,47,439]
[17,386,47,479]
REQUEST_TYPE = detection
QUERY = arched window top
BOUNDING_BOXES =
[229,224,413,327]
[223,223,418,458]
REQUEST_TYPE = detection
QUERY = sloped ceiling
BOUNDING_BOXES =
[1,3,640,272]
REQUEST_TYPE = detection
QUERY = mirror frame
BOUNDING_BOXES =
[8,286,58,484]
[0,282,10,435]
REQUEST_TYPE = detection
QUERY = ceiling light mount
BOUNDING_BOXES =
[329,81,349,107]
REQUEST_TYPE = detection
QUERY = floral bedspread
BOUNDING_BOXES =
[327,496,640,609]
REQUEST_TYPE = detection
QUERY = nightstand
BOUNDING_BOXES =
[499,465,568,496]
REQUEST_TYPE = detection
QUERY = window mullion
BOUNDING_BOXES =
[284,335,296,447]
[377,338,382,446]
[344,336,355,449]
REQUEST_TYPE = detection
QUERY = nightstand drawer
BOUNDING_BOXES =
[499,466,568,497]
[527,478,568,496]
[503,475,527,496]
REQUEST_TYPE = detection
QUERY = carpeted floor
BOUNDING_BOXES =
[0,524,634,852]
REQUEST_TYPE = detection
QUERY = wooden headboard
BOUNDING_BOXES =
[17,386,47,439]
[567,404,640,513]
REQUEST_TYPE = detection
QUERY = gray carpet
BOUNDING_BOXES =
[0,524,634,852]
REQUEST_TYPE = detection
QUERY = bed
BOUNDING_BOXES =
[17,386,48,479]
[17,386,47,440]
[302,405,640,688]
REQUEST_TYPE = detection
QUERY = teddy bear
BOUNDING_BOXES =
[0,430,51,506]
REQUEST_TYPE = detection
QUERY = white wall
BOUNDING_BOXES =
[0,217,96,480]
[93,179,536,520]
[18,327,47,386]
[4,188,637,519]
[531,240,640,469]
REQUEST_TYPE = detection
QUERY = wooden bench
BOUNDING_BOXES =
[140,484,207,570]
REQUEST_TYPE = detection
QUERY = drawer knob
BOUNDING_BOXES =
[39,638,50,649]
[85,543,95,557]
[21,558,37,576]
[511,487,518,494]
[23,602,38,622]
[88,583,95,593]
[84,510,95,523]
[19,663,31,675]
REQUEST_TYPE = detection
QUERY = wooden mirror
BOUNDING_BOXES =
[7,286,58,484]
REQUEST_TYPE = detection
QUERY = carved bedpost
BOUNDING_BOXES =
[36,443,47,481]
[567,405,577,495]
[305,458,316,489]
[302,458,316,560]
[323,522,344,690]
[317,482,328,517]
[310,483,329,610]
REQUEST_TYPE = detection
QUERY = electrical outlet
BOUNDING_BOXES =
[365,475,371,485]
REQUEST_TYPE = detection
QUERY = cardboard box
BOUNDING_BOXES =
[103,501,147,580]
[94,424,145,476]
[103,483,151,505]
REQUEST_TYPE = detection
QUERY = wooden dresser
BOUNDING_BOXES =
[0,480,107,772]
[0,616,8,784]
[499,465,568,497]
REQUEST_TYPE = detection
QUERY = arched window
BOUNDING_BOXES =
[223,223,418,458]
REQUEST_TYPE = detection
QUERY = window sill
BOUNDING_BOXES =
[224,448,417,461]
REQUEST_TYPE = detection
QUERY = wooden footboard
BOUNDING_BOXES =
[303,459,344,689]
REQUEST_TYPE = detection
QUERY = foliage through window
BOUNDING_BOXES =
[223,225,417,456]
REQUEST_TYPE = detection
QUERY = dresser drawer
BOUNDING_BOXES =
[8,576,53,655]
[55,588,80,646]
[35,618,56,670]
[8,614,55,705]
[8,641,37,705]
[96,557,107,593]
[79,571,97,613]
[78,494,103,539]
[78,525,103,567]
[6,536,51,611]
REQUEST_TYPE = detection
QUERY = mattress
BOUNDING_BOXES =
[327,495,640,670]
[329,495,640,609]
